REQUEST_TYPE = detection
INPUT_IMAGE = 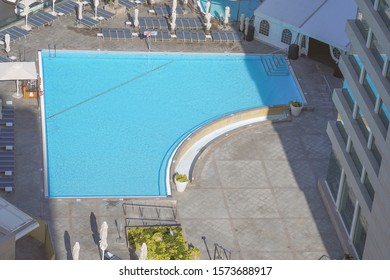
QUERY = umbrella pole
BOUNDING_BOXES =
[102,249,105,260]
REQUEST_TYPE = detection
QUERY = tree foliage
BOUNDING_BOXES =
[128,226,200,260]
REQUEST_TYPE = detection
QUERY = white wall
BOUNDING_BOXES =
[253,15,301,52]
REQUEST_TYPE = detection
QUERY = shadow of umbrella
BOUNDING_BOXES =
[90,212,100,246]
[64,230,72,260]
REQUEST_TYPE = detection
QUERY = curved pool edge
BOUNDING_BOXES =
[166,105,291,193]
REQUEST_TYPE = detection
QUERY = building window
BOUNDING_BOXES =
[342,87,355,111]
[363,172,375,204]
[259,20,270,36]
[326,150,343,201]
[370,32,385,69]
[371,137,382,167]
[353,207,368,259]
[378,0,390,32]
[363,73,378,106]
[349,142,363,176]
[378,100,390,130]
[349,55,362,77]
[281,29,292,45]
[336,116,348,144]
[356,109,370,141]
[339,178,356,233]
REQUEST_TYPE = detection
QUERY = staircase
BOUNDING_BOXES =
[261,55,290,76]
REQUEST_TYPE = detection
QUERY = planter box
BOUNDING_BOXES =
[290,104,303,117]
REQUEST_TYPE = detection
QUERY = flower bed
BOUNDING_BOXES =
[127,226,200,260]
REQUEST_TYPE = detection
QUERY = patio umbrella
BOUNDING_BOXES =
[205,12,211,31]
[23,0,31,31]
[139,243,147,260]
[172,0,177,14]
[134,8,139,28]
[239,13,245,32]
[244,17,249,37]
[94,0,100,19]
[205,1,211,14]
[72,242,80,260]
[77,1,83,23]
[171,10,176,31]
[224,6,230,25]
[99,221,108,260]
[4,34,10,53]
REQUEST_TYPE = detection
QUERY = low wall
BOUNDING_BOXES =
[168,105,290,189]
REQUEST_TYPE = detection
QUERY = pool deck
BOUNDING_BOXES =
[0,3,345,260]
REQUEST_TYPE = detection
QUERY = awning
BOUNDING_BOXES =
[254,0,357,51]
[0,197,39,240]
[0,62,37,81]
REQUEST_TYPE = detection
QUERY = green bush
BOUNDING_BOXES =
[289,100,302,107]
[128,226,200,260]
[175,173,190,183]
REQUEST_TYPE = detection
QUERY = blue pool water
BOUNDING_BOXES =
[199,0,261,21]
[41,51,303,197]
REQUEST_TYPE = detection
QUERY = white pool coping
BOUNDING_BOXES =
[167,109,289,192]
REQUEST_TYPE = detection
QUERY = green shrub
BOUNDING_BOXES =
[175,173,190,183]
[128,226,200,260]
[289,100,302,107]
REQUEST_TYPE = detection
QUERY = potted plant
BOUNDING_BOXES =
[174,173,190,192]
[289,100,303,117]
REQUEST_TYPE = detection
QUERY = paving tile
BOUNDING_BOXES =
[224,189,279,218]
[176,189,229,219]
[301,134,332,159]
[194,160,222,188]
[241,251,295,260]
[216,160,269,189]
[273,188,328,219]
[284,218,343,253]
[179,219,238,260]
[232,219,290,252]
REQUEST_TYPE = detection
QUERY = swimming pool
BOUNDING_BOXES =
[40,51,303,197]
[199,0,261,21]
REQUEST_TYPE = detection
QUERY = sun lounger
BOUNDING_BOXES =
[95,8,115,20]
[0,145,13,151]
[0,185,13,192]
[80,16,99,28]
[0,177,14,192]
[0,151,14,157]
[0,141,13,148]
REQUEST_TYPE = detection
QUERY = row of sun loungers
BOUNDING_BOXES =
[101,28,134,40]
[98,28,240,43]
[0,101,14,192]
[55,0,78,15]
[153,4,184,16]
[28,11,58,28]
[0,26,30,43]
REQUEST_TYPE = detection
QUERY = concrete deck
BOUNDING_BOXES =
[0,2,344,260]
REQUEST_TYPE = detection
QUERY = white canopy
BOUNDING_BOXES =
[0,197,39,240]
[0,62,37,81]
[254,0,357,50]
